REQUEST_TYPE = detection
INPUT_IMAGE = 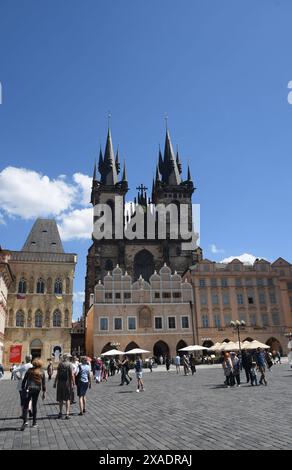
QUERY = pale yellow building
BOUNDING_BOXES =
[86,265,194,359]
[186,257,292,354]
[3,219,77,367]
[0,248,13,364]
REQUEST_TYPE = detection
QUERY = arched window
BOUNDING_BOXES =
[18,278,27,294]
[64,310,69,327]
[105,259,114,272]
[134,250,154,282]
[54,278,63,295]
[53,310,61,327]
[16,310,25,327]
[35,311,43,328]
[36,278,45,294]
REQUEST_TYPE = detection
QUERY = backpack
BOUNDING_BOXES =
[58,363,69,381]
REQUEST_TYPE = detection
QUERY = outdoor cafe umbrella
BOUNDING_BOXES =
[221,341,240,352]
[178,345,208,352]
[100,349,125,356]
[244,340,270,350]
[124,348,150,355]
[208,342,221,351]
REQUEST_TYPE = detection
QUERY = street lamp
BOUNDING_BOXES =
[230,320,246,352]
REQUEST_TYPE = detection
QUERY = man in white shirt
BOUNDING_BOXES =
[175,355,181,374]
[14,355,33,418]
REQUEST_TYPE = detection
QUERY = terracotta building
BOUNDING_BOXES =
[3,219,77,367]
[0,248,13,363]
[186,257,292,354]
[86,264,194,359]
[71,316,85,356]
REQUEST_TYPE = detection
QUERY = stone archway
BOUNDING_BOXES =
[101,342,113,354]
[266,337,283,355]
[202,340,214,348]
[125,341,139,352]
[134,249,154,282]
[243,337,254,342]
[30,339,42,360]
[153,340,169,363]
[176,339,187,355]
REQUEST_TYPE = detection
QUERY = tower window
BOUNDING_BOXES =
[36,278,45,294]
[18,278,27,294]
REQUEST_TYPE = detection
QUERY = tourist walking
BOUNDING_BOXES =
[255,348,267,385]
[250,361,258,386]
[165,355,171,372]
[148,357,154,372]
[230,352,240,386]
[47,360,54,380]
[70,356,79,404]
[77,357,91,415]
[10,364,17,380]
[189,354,196,375]
[222,352,233,387]
[175,354,181,374]
[120,356,130,386]
[182,355,190,376]
[109,358,116,376]
[135,355,144,392]
[14,355,33,418]
[241,349,252,383]
[94,357,103,383]
[54,353,74,419]
[21,359,46,430]
[0,363,4,379]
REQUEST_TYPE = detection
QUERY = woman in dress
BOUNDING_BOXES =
[53,353,74,419]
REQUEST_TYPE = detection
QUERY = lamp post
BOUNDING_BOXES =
[230,320,246,353]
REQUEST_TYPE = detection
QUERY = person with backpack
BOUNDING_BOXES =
[94,357,103,383]
[54,353,74,419]
[14,355,33,419]
[20,358,46,430]
[135,355,144,392]
[76,356,91,415]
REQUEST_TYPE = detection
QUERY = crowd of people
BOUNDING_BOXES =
[221,347,274,387]
[6,352,146,430]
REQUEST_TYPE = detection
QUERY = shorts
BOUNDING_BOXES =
[77,381,89,397]
[136,372,143,380]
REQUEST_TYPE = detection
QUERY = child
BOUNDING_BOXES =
[250,361,258,386]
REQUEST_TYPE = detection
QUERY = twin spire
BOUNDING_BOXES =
[93,127,193,188]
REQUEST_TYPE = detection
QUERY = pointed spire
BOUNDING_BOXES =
[101,128,118,185]
[115,146,120,174]
[176,146,182,174]
[98,147,103,173]
[122,160,127,182]
[155,164,161,182]
[162,129,181,185]
[93,160,97,181]
[187,165,192,182]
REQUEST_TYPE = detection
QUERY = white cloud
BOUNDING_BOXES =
[57,207,93,241]
[210,243,225,254]
[0,213,6,225]
[0,167,76,219]
[73,291,85,303]
[73,173,92,206]
[220,253,265,265]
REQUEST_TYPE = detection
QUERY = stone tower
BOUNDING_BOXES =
[85,127,201,313]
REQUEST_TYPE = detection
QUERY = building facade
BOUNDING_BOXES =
[186,257,292,354]
[3,219,77,367]
[86,264,194,359]
[71,317,85,356]
[85,127,202,313]
[0,248,13,363]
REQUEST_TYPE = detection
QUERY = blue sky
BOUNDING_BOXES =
[1,0,292,319]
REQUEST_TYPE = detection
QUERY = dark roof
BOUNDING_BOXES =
[21,219,64,253]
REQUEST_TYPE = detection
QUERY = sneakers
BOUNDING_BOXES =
[32,423,38,428]
[78,412,83,416]
[136,389,140,393]
[65,415,71,420]
[20,422,28,431]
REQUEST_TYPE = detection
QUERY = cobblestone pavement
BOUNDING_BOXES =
[0,364,291,450]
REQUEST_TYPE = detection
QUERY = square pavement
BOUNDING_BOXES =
[0,364,291,450]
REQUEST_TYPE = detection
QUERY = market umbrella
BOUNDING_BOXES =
[124,348,150,355]
[222,341,240,352]
[244,340,270,350]
[179,345,208,352]
[100,349,125,356]
[217,342,229,351]
[208,342,222,351]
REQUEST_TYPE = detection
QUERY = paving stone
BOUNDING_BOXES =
[0,364,291,449]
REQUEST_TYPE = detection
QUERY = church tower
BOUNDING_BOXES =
[85,126,201,314]
[85,129,128,313]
